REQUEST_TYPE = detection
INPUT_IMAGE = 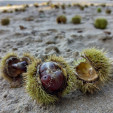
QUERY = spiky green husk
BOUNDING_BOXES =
[106,9,111,14]
[76,80,100,94]
[0,52,35,83]
[94,18,108,29]
[22,53,36,63]
[72,15,81,24]
[83,48,111,82]
[24,59,58,105]
[61,4,66,10]
[0,52,18,82]
[75,48,111,94]
[56,15,67,24]
[1,18,10,26]
[79,6,84,11]
[97,8,102,13]
[24,55,76,104]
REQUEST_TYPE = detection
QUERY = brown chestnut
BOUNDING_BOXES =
[39,62,65,94]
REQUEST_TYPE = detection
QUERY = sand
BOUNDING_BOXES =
[0,3,113,113]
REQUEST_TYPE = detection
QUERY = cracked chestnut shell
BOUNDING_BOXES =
[5,57,28,78]
[39,62,65,94]
[76,62,98,82]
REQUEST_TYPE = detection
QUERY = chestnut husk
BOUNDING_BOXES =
[24,55,76,104]
[0,52,35,88]
[74,48,111,94]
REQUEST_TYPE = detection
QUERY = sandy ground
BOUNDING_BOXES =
[0,4,113,113]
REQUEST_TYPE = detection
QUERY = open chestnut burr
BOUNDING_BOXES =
[74,48,111,94]
[1,52,35,88]
[24,55,76,105]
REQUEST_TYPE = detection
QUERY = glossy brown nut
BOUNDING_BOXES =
[39,62,65,93]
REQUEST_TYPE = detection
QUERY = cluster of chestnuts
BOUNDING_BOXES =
[0,48,111,104]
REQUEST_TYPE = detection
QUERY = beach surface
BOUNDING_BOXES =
[0,0,113,6]
[0,2,113,113]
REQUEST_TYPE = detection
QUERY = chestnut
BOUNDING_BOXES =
[39,62,65,94]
